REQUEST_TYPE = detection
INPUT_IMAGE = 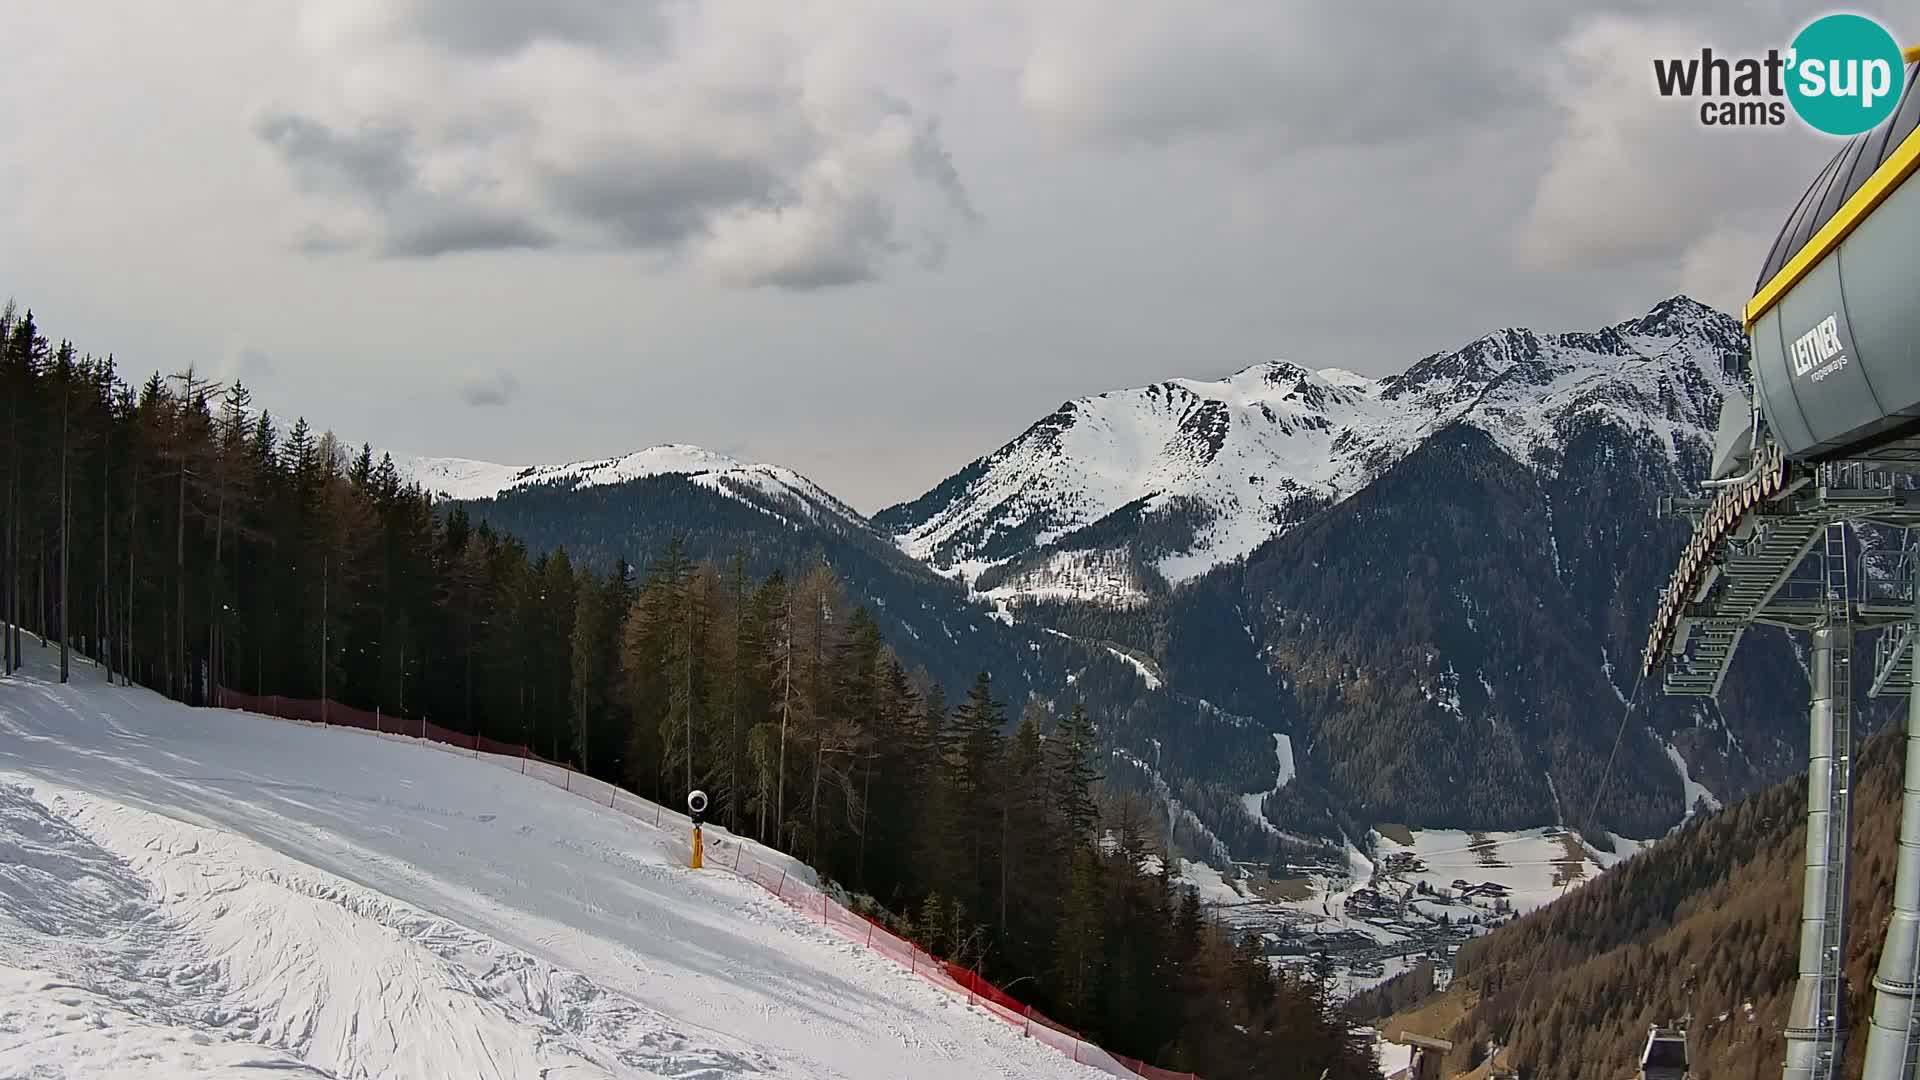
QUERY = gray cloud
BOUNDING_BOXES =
[393,0,662,57]
[254,3,975,288]
[6,0,1911,513]
[458,369,520,407]
[256,112,414,203]
[384,211,552,257]
[1016,6,1542,153]
[536,138,787,250]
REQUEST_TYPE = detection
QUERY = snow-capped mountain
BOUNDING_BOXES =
[380,295,1799,847]
[401,444,866,529]
[876,296,1745,603]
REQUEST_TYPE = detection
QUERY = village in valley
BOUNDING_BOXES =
[1178,823,1628,995]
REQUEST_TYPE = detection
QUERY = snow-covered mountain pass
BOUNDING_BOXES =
[0,649,1105,1079]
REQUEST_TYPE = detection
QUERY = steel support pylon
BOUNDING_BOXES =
[1786,524,1856,1080]
[1862,603,1920,1079]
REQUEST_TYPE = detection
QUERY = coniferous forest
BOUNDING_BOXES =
[0,304,1379,1078]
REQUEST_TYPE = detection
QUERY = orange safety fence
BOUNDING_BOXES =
[212,686,1202,1080]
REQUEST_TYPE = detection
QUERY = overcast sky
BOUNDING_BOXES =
[1,2,1901,510]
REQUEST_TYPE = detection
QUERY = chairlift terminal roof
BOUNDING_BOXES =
[1749,59,1920,327]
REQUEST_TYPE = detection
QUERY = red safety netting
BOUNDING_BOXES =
[214,686,1201,1080]
[423,719,475,751]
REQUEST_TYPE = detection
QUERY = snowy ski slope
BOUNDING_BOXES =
[0,647,1107,1079]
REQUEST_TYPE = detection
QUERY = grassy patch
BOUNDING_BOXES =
[1550,832,1590,888]
[1249,876,1315,902]
[1376,822,1416,846]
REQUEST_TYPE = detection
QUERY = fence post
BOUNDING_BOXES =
[375,706,381,734]
[1023,1007,1031,1038]
[866,920,874,947]
[565,769,571,792]
[520,743,527,775]
[822,892,828,924]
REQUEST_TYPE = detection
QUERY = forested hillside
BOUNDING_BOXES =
[0,303,1377,1079]
[1356,700,1910,1079]
[451,453,1320,874]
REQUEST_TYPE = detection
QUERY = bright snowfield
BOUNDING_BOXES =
[1368,828,1610,915]
[1662,739,1723,821]
[883,296,1744,599]
[1238,735,1295,832]
[0,649,1109,1080]
[1172,822,1653,995]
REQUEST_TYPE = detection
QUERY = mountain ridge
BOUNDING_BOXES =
[401,443,865,525]
[873,295,1743,605]
[397,294,1801,852]
[403,295,1736,590]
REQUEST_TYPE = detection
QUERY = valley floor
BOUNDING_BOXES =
[0,644,1106,1079]
[1183,820,1653,1002]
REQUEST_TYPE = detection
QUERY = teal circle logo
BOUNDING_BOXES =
[1786,14,1906,135]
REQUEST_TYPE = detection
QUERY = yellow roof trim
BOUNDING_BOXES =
[1746,120,1920,330]
[1907,44,1920,63]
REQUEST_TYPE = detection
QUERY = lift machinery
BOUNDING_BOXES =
[1644,49,1920,1080]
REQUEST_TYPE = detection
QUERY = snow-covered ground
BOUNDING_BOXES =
[1101,646,1162,690]
[1172,859,1245,908]
[1371,827,1605,915]
[1662,740,1723,820]
[0,646,1107,1079]
[1375,1037,1416,1078]
[1238,734,1295,832]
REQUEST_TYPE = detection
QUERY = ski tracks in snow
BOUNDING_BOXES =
[0,659,1107,1080]
[0,779,772,1079]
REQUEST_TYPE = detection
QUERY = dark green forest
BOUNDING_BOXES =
[0,303,1379,1079]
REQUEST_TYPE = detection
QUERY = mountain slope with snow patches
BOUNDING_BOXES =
[402,443,867,529]
[370,296,1780,847]
[0,650,1108,1080]
[875,296,1746,599]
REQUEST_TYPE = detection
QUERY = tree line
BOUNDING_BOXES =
[0,302,1378,1078]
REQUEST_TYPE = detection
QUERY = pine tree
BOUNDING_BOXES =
[944,671,1006,919]
[570,571,607,771]
[1053,847,1106,1021]
[1047,703,1102,845]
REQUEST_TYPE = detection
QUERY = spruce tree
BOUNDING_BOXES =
[1047,703,1102,844]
